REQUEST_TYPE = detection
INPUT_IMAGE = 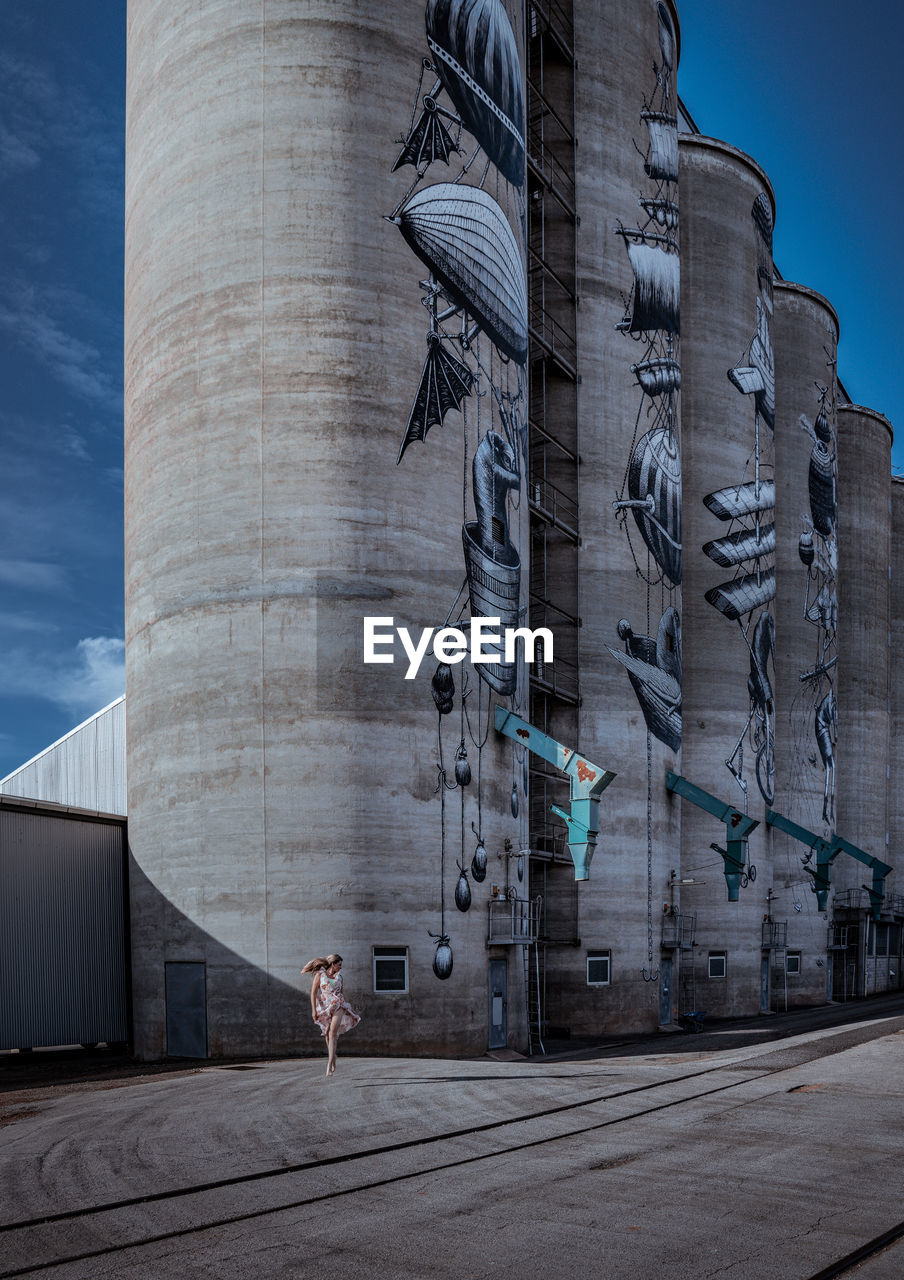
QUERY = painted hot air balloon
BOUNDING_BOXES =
[808,441,836,537]
[657,2,676,71]
[425,0,525,187]
[394,183,527,362]
[613,424,682,586]
[814,408,832,443]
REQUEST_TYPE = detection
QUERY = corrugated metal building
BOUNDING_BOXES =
[0,697,126,818]
[0,796,129,1051]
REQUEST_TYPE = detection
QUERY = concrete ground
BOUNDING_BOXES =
[2,998,904,1279]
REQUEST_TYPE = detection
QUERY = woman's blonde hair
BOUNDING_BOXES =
[301,953,342,975]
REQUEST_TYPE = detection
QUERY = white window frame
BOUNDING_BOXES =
[586,951,611,986]
[708,951,727,979]
[372,946,409,994]
[786,951,801,975]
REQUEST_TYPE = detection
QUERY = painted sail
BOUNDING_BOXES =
[632,357,681,397]
[705,568,776,621]
[703,523,775,568]
[620,236,680,335]
[396,183,527,362]
[727,365,764,396]
[729,297,774,429]
[639,197,679,230]
[703,480,775,522]
[642,111,678,183]
[426,0,525,187]
[749,298,775,429]
[607,609,682,752]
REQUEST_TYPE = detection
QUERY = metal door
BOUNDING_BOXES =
[659,958,672,1025]
[760,953,770,1012]
[488,959,507,1049]
[165,961,207,1058]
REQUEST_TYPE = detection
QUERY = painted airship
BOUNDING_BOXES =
[425,0,525,187]
[394,182,528,362]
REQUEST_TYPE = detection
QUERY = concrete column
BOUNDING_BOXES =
[835,405,892,898]
[888,478,904,906]
[679,136,776,1017]
[772,281,839,1003]
[567,0,682,1034]
[126,0,529,1057]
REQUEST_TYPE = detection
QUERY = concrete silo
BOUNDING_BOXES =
[771,281,839,1006]
[833,404,893,997]
[529,0,682,1037]
[125,0,532,1058]
[677,136,776,1017]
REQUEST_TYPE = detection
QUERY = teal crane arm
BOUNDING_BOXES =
[666,772,759,901]
[494,707,616,881]
[830,835,893,921]
[765,808,836,911]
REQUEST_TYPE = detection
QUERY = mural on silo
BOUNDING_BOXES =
[704,193,776,804]
[609,0,682,755]
[794,374,839,825]
[387,0,528,978]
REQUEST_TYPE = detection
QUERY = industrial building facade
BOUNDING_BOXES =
[4,0,900,1058]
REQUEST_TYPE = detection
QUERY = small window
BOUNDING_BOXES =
[708,952,727,979]
[786,951,801,975]
[373,947,408,993]
[587,951,611,985]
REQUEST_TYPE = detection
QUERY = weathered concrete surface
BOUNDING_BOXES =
[890,479,904,902]
[125,1,529,1058]
[679,137,777,1018]
[2,999,904,1278]
[835,406,893,900]
[567,0,683,1037]
[772,282,840,1008]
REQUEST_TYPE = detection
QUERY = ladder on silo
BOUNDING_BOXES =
[524,939,545,1056]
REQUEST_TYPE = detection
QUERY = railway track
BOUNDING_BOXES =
[2,1016,902,1279]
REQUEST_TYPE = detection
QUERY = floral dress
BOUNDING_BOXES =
[313,971,361,1038]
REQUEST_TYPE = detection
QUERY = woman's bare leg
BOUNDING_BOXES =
[326,1013,340,1075]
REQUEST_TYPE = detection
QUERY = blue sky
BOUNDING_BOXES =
[677,0,903,445]
[0,1,900,778]
[0,2,125,778]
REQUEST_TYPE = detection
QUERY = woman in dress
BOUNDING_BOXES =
[300,954,360,1076]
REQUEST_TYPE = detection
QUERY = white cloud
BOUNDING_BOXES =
[0,611,58,634]
[0,560,66,591]
[0,287,120,412]
[60,425,91,461]
[0,635,125,719]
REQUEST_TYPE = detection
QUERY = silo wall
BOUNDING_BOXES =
[562,0,682,1035]
[834,405,892,899]
[889,478,904,897]
[771,281,839,1005]
[125,0,531,1058]
[678,136,776,1017]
